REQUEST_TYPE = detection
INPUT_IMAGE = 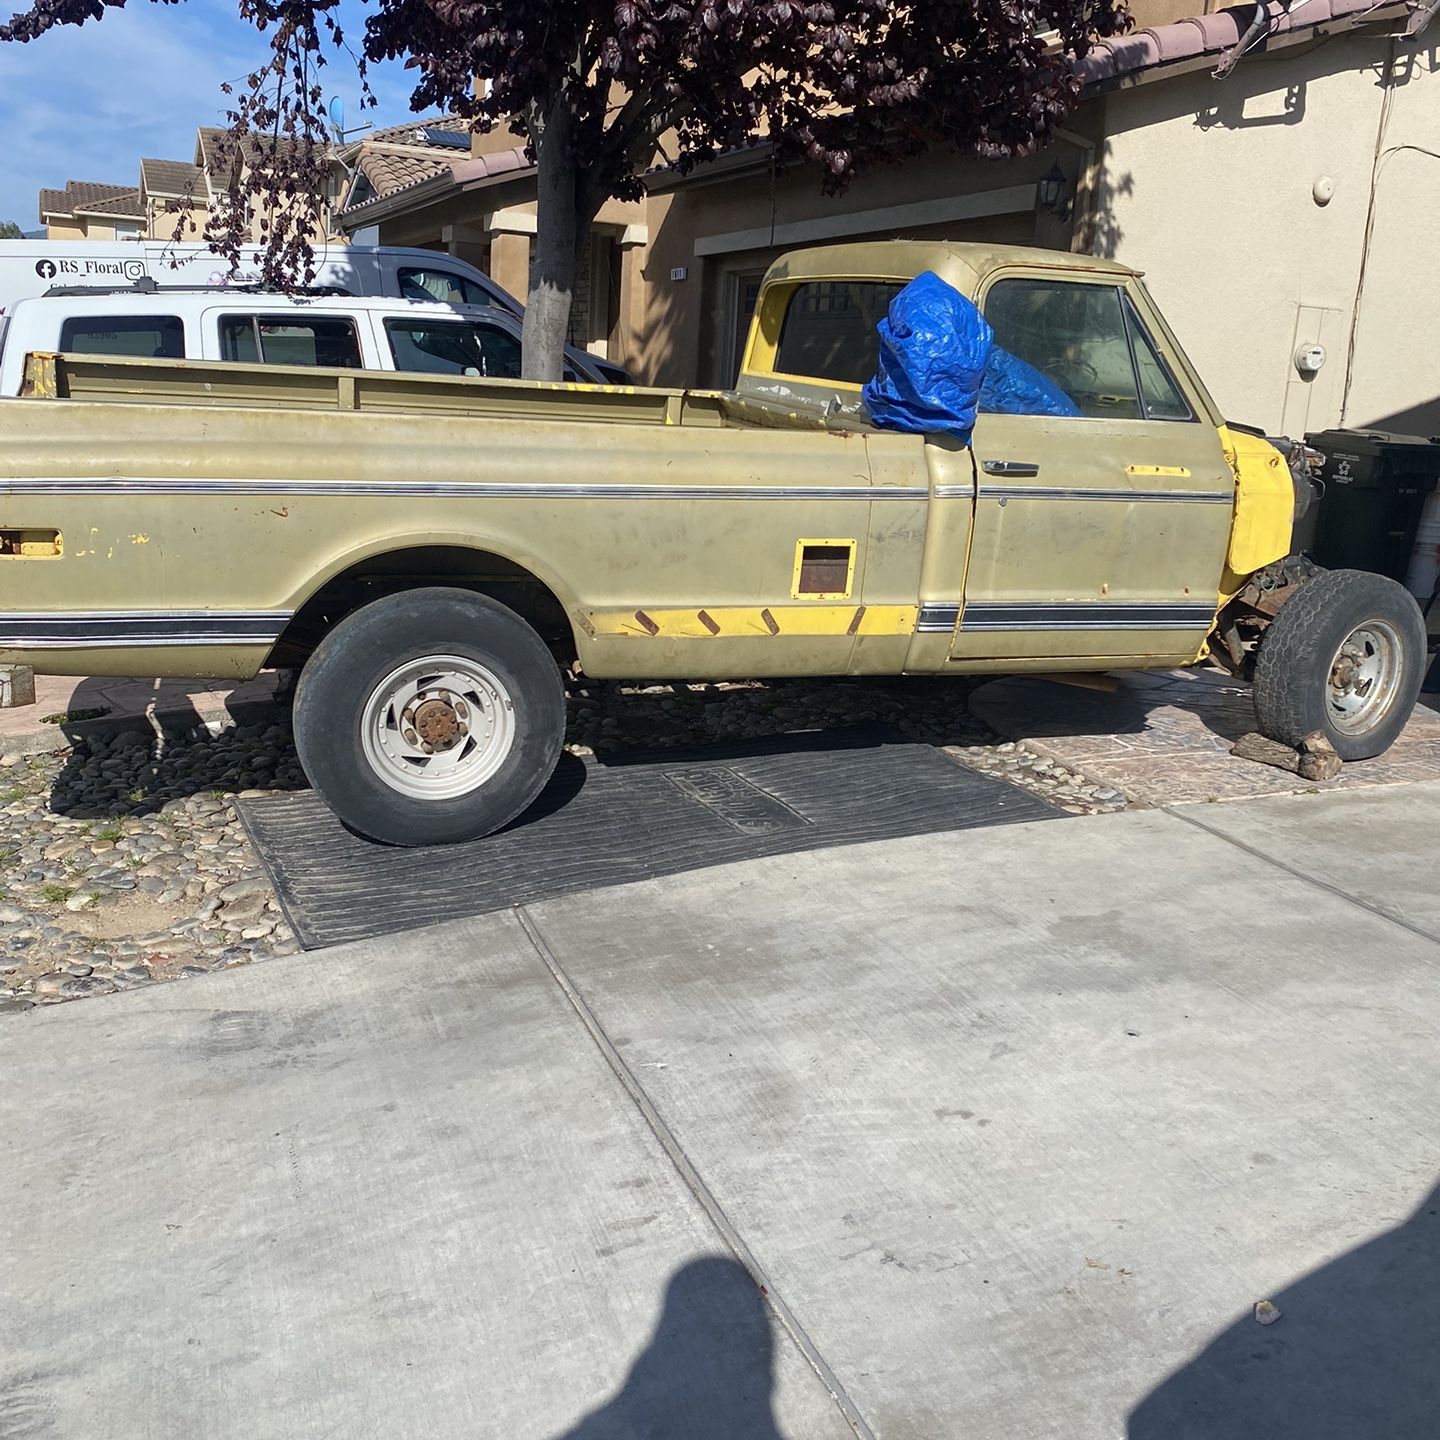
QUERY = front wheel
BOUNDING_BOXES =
[1251,568,1425,761]
[293,587,565,846]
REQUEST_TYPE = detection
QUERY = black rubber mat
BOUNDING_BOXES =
[237,732,1064,950]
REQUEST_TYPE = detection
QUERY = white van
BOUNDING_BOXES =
[0,240,520,318]
[0,289,630,393]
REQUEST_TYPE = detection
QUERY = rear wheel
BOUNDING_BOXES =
[293,587,565,845]
[1252,568,1425,760]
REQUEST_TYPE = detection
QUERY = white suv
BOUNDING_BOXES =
[0,289,631,394]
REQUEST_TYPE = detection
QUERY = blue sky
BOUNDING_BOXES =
[0,0,420,231]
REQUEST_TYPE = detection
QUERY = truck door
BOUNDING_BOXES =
[953,273,1234,662]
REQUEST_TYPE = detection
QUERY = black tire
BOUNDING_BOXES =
[1252,568,1425,761]
[292,587,565,846]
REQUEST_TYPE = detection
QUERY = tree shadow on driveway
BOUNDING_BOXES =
[1130,1180,1440,1439]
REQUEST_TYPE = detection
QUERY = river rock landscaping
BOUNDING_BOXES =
[0,675,1125,1012]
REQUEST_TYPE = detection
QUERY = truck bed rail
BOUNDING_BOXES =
[18,351,730,429]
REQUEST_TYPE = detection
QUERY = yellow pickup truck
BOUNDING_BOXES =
[0,241,1426,844]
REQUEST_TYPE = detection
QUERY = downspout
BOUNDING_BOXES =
[1052,126,1098,254]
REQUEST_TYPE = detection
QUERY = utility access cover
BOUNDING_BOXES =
[238,732,1063,950]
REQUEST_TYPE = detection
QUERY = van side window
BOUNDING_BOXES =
[219,316,361,368]
[981,279,1194,422]
[397,266,496,308]
[772,281,904,386]
[384,318,523,379]
[58,315,184,360]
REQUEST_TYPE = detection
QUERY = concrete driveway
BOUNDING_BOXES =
[6,783,1440,1439]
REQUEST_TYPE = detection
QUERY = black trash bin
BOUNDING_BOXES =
[1303,429,1440,582]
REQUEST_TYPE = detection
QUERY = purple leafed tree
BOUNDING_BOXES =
[2,0,1130,379]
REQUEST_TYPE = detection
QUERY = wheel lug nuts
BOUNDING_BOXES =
[404,728,419,746]
[421,742,434,754]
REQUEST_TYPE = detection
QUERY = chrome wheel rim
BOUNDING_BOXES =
[1326,619,1403,736]
[359,655,516,801]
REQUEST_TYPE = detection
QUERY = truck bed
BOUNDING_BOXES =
[17,352,848,433]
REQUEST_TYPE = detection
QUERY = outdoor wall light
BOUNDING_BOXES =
[1036,162,1069,215]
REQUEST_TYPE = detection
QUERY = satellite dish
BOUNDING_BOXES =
[328,96,345,142]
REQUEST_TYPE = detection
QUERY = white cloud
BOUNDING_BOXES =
[0,0,417,230]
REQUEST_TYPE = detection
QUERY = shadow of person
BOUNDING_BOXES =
[552,1256,785,1440]
[1129,1180,1440,1440]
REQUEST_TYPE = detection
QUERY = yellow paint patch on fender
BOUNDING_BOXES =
[1219,424,1293,587]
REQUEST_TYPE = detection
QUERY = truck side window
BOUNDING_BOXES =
[384,318,522,379]
[983,280,1139,419]
[773,280,904,386]
[982,280,1194,422]
[397,266,496,308]
[219,316,362,369]
[58,315,184,360]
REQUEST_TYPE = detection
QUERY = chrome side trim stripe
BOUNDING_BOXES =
[0,477,928,503]
[916,601,1214,635]
[0,610,292,649]
[963,602,1214,632]
[917,604,961,633]
[977,485,1232,504]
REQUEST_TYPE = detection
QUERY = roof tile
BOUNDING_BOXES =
[1141,20,1207,59]
[140,157,203,198]
[80,190,144,218]
[1105,32,1164,73]
[356,149,450,197]
[1188,12,1243,47]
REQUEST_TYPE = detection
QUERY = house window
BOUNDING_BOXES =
[982,279,1193,422]
[773,280,904,386]
[397,265,497,308]
[58,315,184,359]
[219,315,362,368]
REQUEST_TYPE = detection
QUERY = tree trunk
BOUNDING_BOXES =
[522,103,586,382]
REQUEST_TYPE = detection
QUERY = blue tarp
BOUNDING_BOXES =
[978,346,1083,419]
[862,272,1080,439]
[862,271,993,441]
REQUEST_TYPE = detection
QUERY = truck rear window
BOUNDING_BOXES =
[773,281,904,385]
[58,315,184,360]
[220,316,362,369]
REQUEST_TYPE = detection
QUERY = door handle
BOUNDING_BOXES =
[982,460,1041,477]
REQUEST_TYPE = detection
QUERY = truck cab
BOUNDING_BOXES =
[736,242,1245,668]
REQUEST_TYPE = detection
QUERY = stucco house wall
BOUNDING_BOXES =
[1096,33,1440,437]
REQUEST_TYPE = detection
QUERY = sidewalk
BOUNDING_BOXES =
[6,782,1439,1438]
